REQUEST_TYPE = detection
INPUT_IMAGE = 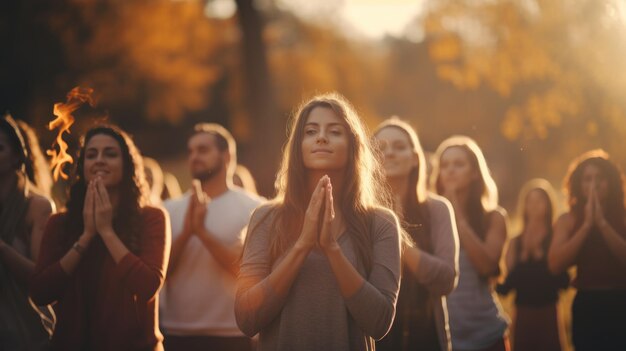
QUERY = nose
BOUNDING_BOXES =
[95,153,105,164]
[383,147,394,158]
[316,131,328,144]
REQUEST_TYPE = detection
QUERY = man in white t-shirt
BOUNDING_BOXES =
[160,123,263,351]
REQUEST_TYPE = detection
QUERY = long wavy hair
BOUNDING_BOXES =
[431,135,499,240]
[65,125,149,253]
[15,119,54,197]
[564,149,625,233]
[0,113,27,173]
[262,93,393,274]
[373,118,428,251]
[373,117,436,330]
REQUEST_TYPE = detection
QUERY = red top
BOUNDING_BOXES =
[30,206,171,351]
[575,226,626,290]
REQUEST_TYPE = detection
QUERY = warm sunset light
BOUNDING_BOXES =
[4,1,626,351]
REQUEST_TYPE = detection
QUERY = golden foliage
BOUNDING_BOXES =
[52,0,226,122]
[424,0,626,142]
[264,18,387,125]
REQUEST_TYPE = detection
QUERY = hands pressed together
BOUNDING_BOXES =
[583,184,609,232]
[82,177,115,239]
[296,175,341,254]
[182,179,211,238]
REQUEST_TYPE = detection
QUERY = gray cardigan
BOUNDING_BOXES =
[235,205,401,351]
[415,194,459,351]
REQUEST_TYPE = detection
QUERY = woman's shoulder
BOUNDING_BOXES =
[554,212,576,230]
[26,192,53,212]
[141,204,165,215]
[425,193,453,214]
[252,201,279,216]
[368,206,400,232]
[487,206,508,222]
[44,211,68,229]
[369,206,396,221]
[247,201,281,230]
[139,205,168,225]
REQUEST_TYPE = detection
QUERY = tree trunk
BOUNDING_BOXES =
[233,0,282,198]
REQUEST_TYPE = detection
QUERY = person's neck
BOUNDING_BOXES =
[387,176,409,215]
[0,171,18,200]
[200,175,230,199]
[454,187,471,216]
[525,217,548,235]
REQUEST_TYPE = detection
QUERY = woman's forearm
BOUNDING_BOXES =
[548,224,589,274]
[59,233,94,274]
[598,221,626,266]
[325,245,365,297]
[100,229,130,264]
[235,241,313,337]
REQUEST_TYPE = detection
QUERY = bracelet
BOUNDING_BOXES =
[72,242,85,255]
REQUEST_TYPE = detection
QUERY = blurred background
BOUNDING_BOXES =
[2,0,626,208]
[3,1,626,349]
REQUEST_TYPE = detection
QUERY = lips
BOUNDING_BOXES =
[312,149,332,154]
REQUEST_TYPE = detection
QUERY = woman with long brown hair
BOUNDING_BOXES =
[548,150,626,350]
[431,136,510,351]
[31,125,171,351]
[0,114,55,350]
[373,118,458,351]
[235,93,402,351]
[498,179,568,351]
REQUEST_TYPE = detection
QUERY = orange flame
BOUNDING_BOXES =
[47,87,95,181]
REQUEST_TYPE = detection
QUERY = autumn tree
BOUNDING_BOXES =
[422,0,626,164]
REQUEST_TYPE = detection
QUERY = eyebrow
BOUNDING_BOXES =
[305,122,345,128]
[86,146,119,152]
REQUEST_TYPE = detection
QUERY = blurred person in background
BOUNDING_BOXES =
[373,118,458,351]
[233,164,259,196]
[30,124,170,351]
[0,114,55,350]
[160,123,263,351]
[432,135,510,351]
[161,172,182,201]
[497,179,569,351]
[143,156,164,206]
[15,119,54,199]
[235,93,402,351]
[548,150,626,351]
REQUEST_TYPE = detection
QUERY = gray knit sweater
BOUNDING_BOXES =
[235,205,401,351]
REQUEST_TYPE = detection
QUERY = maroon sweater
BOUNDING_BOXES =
[30,206,171,351]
